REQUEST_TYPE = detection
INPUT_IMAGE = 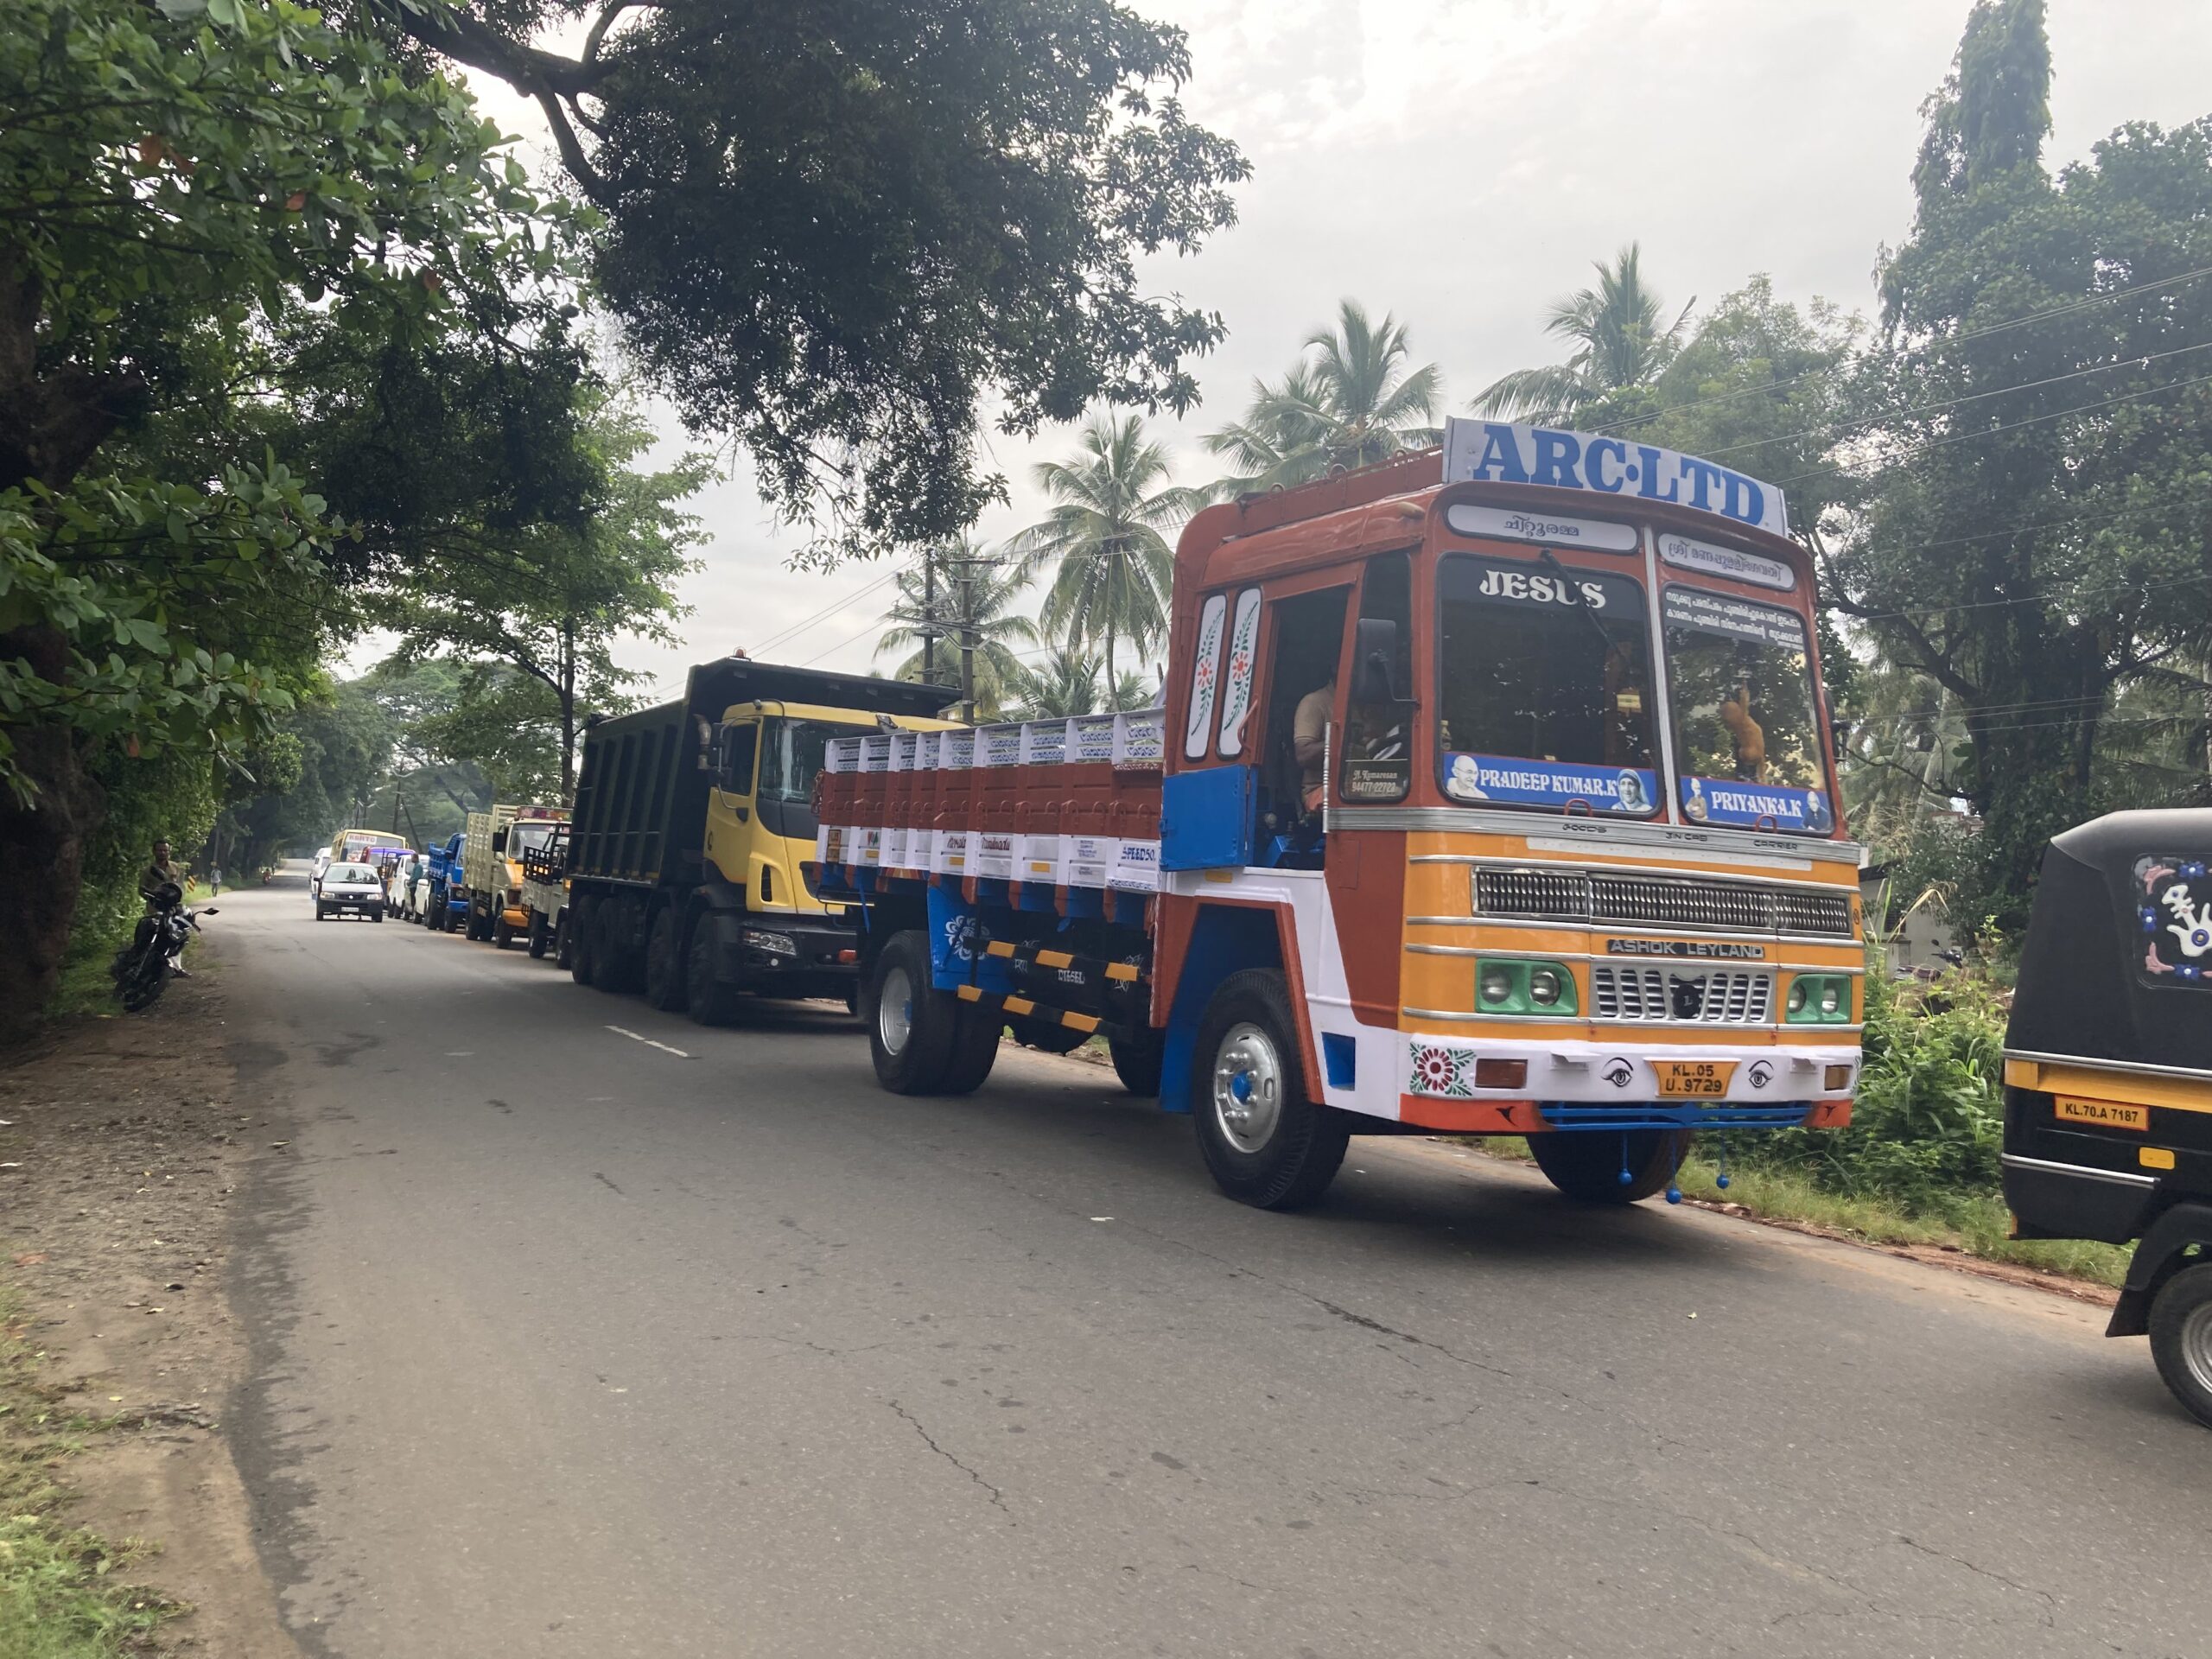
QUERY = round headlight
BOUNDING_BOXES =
[1528,966,1564,1007]
[1479,967,1515,1006]
[1786,979,1808,1015]
[1819,982,1843,1017]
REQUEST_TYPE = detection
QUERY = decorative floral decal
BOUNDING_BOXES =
[1217,588,1263,757]
[1408,1040,1478,1098]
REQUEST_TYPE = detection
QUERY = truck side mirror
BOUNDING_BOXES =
[492,829,508,852]
[1352,618,1408,706]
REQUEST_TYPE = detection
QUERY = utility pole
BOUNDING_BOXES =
[944,553,998,726]
[921,544,938,687]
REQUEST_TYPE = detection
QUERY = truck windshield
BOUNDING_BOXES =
[1435,554,1659,817]
[757,719,842,805]
[509,823,559,857]
[1662,587,1834,833]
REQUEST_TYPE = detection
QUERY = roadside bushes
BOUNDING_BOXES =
[1726,967,2007,1219]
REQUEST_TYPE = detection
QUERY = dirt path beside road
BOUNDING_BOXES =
[0,972,294,1656]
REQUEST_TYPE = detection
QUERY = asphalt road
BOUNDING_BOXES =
[214,868,2211,1658]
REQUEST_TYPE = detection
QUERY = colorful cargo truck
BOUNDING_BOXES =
[814,419,1866,1210]
[563,658,954,1020]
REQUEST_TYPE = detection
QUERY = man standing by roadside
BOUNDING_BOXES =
[208,862,224,897]
[139,838,181,900]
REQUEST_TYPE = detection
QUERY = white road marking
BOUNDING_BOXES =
[605,1026,691,1058]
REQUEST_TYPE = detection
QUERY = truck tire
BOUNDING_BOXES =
[569,896,598,985]
[940,1006,1002,1095]
[527,911,550,959]
[1190,969,1349,1211]
[685,912,745,1027]
[1529,1128,1691,1204]
[865,931,958,1094]
[2149,1262,2212,1430]
[645,906,687,1011]
[592,899,643,993]
[1109,1027,1165,1096]
[554,914,574,971]
[493,914,515,949]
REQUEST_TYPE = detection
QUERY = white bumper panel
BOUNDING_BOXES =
[1402,1032,1858,1106]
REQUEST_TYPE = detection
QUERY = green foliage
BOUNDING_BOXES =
[876,549,1039,718]
[1828,0,2212,924]
[398,0,1248,558]
[1734,969,2009,1218]
[1201,300,1442,493]
[0,463,325,800]
[1471,245,1693,422]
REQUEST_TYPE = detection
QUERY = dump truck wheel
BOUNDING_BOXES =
[1190,969,1348,1211]
[1529,1128,1691,1204]
[645,906,687,1011]
[686,911,744,1027]
[569,897,597,985]
[591,899,643,993]
[865,931,957,1094]
[1109,1027,1165,1096]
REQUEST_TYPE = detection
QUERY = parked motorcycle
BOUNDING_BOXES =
[111,881,215,1013]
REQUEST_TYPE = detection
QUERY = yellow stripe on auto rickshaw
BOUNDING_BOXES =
[2004,1058,2212,1118]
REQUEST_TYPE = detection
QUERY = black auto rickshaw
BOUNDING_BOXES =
[2003,808,2212,1427]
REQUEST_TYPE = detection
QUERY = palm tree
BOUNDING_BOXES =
[1010,415,1198,690]
[874,542,1039,716]
[1203,302,1443,494]
[1470,244,1694,423]
[1009,648,1103,720]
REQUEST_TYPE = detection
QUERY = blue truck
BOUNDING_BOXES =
[420,833,469,932]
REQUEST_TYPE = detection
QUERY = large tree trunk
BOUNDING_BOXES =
[0,626,106,1044]
[559,619,576,804]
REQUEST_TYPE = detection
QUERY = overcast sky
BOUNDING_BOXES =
[429,0,2212,700]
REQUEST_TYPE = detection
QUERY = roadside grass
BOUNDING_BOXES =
[46,900,136,1023]
[0,1287,179,1655]
[1452,1137,2128,1287]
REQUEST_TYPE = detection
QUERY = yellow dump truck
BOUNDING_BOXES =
[563,658,954,1021]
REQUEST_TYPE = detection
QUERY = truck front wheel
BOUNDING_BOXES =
[493,914,515,949]
[645,906,688,1011]
[685,912,744,1026]
[527,911,549,959]
[1529,1128,1691,1204]
[865,931,958,1094]
[2149,1261,2212,1430]
[1191,969,1348,1210]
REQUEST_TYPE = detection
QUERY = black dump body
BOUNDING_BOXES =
[569,658,949,889]
[2006,808,2212,1072]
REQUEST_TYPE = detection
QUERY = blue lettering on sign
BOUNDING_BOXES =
[1444,753,1658,817]
[1680,776,1834,834]
[1442,419,1789,537]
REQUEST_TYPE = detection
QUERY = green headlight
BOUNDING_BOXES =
[1818,982,1843,1017]
[1786,979,1808,1015]
[1785,975,1849,1024]
[1528,966,1564,1007]
[1480,967,1516,1006]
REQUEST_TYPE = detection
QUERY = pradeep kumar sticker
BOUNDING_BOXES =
[1444,753,1657,816]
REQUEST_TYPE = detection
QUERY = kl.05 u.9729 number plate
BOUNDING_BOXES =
[1655,1060,1737,1098]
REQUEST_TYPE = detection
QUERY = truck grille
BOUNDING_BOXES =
[1589,967,1773,1024]
[1475,868,1851,938]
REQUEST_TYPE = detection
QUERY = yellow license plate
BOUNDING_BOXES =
[1656,1060,1737,1098]
[2056,1096,2149,1131]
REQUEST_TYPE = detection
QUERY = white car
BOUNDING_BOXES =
[315,862,386,922]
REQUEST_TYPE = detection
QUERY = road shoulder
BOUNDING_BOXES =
[0,972,296,1656]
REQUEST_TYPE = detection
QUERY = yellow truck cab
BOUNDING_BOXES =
[565,658,957,1022]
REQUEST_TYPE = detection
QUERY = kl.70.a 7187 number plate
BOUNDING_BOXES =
[1655,1060,1737,1098]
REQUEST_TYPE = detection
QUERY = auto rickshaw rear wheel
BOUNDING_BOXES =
[2148,1261,2212,1430]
